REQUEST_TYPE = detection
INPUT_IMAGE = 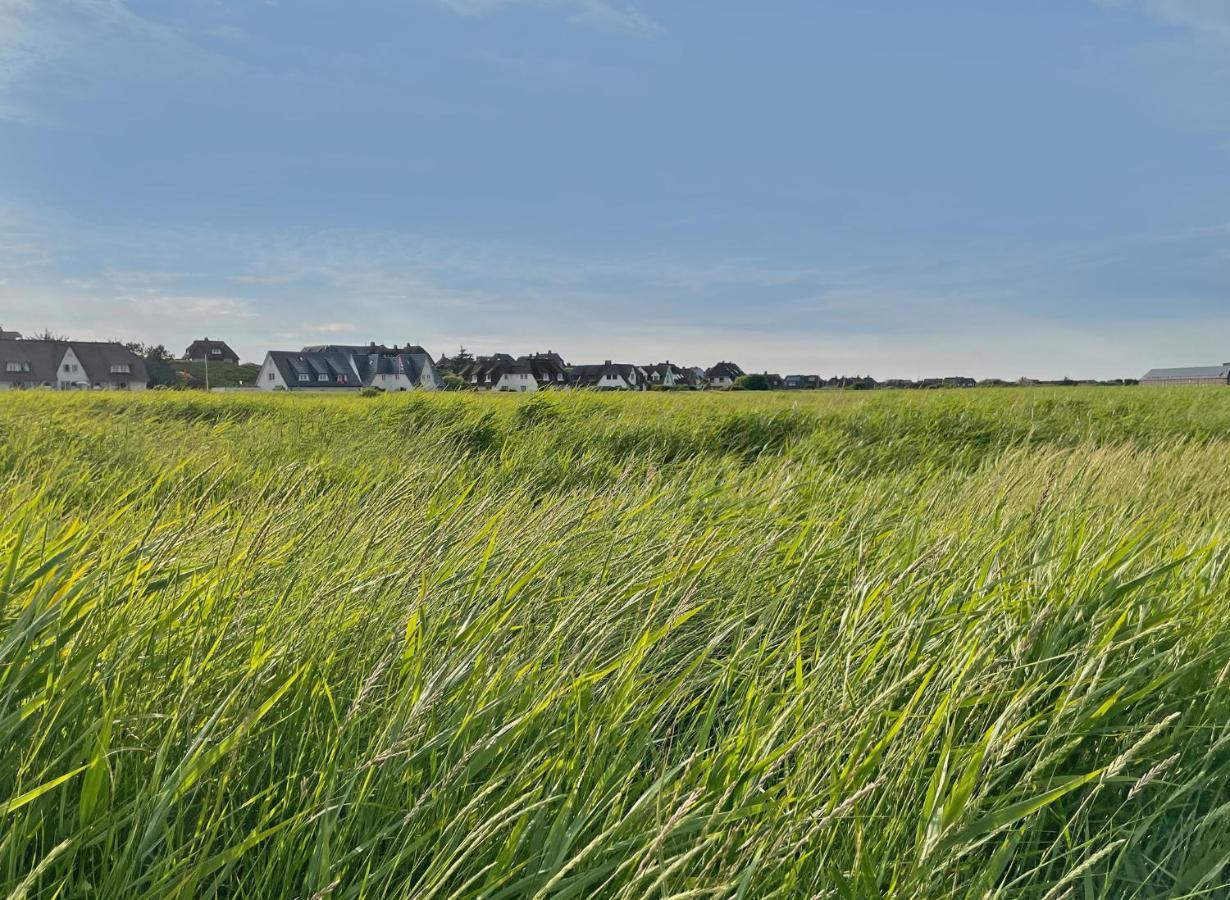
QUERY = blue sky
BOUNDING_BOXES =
[1,0,1227,377]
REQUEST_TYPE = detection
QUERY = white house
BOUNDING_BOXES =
[462,352,571,392]
[704,361,745,389]
[642,361,700,389]
[569,361,648,391]
[0,338,147,391]
[259,343,443,391]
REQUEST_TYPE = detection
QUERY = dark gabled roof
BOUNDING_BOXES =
[0,339,63,385]
[642,362,700,386]
[458,353,568,386]
[294,342,443,389]
[266,350,361,387]
[520,354,568,383]
[705,361,745,379]
[185,338,239,361]
[458,355,514,384]
[69,342,149,385]
[0,340,148,386]
[570,362,644,387]
[525,350,569,368]
[1141,366,1230,381]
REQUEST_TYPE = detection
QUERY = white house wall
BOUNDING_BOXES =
[257,355,289,391]
[495,372,538,393]
[370,372,416,391]
[57,347,84,390]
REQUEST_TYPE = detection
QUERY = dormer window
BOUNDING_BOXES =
[110,364,131,374]
[4,361,29,373]
[211,348,221,356]
[298,374,310,382]
[318,373,329,382]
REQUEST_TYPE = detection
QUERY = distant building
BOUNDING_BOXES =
[570,361,648,391]
[0,338,147,391]
[185,338,240,364]
[258,343,442,391]
[763,373,785,390]
[705,361,745,389]
[642,361,700,389]
[0,326,20,341]
[459,353,570,392]
[522,352,571,388]
[526,350,569,371]
[784,375,821,390]
[1141,365,1230,386]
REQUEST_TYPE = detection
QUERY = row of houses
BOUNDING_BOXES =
[0,331,254,392]
[6,326,1217,393]
[0,335,148,392]
[255,346,753,393]
[0,329,756,394]
[259,344,442,391]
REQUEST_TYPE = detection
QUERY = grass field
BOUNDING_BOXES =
[2,387,1229,898]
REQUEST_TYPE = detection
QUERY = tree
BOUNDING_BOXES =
[437,346,475,375]
[124,342,177,387]
[31,328,69,341]
[442,373,470,391]
[734,373,770,391]
[123,342,173,362]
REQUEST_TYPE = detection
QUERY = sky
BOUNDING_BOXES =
[0,0,1227,378]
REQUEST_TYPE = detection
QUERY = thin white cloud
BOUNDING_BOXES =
[205,24,250,42]
[0,0,223,124]
[1097,0,1230,41]
[432,0,662,37]
[127,295,259,320]
[1,201,1226,378]
[310,322,359,334]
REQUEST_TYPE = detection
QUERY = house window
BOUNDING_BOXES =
[298,374,310,382]
[4,361,29,373]
[318,374,329,382]
[211,348,221,356]
[267,371,275,381]
[110,364,131,374]
[63,363,78,373]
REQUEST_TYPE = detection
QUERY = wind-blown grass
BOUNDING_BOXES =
[1,387,1229,898]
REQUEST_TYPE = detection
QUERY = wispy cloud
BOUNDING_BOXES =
[310,322,359,334]
[132,295,259,320]
[1,202,1226,378]
[1096,0,1230,41]
[432,0,662,37]
[0,0,225,124]
[205,24,250,42]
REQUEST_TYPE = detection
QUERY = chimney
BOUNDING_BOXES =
[604,359,612,366]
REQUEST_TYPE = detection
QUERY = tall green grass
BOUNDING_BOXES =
[1,387,1229,897]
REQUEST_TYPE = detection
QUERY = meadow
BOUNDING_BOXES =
[1,387,1229,898]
